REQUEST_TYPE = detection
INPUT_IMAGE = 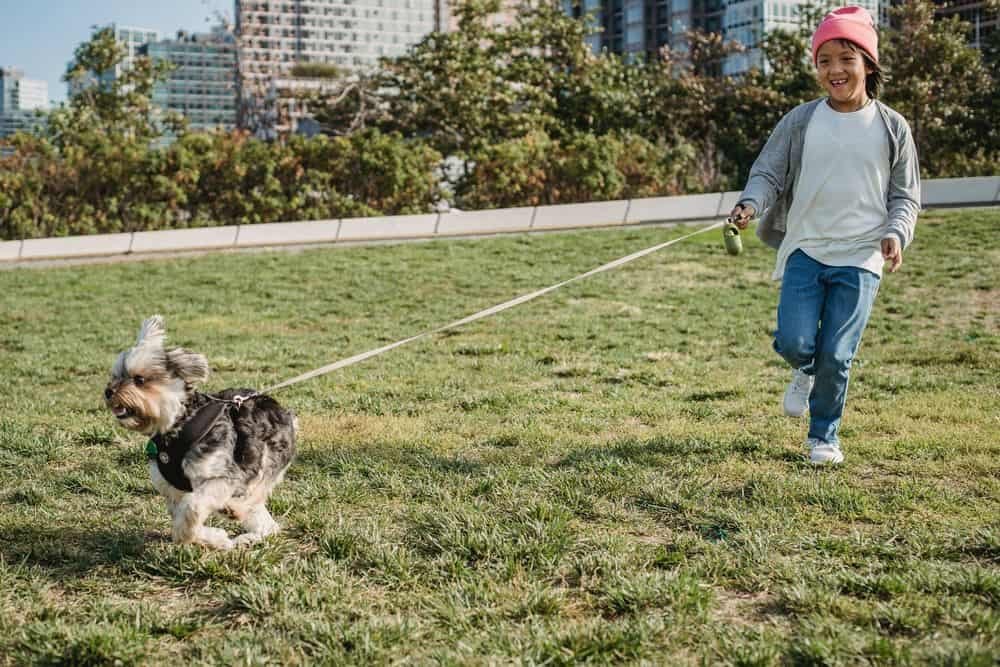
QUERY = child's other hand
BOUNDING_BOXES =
[729,204,756,230]
[881,237,903,272]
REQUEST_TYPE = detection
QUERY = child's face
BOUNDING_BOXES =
[815,40,873,111]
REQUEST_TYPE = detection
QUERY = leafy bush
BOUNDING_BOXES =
[455,131,701,209]
[0,129,443,240]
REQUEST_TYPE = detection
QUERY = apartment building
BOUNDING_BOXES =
[563,0,723,59]
[143,28,238,132]
[564,0,883,75]
[234,0,449,133]
[0,67,49,138]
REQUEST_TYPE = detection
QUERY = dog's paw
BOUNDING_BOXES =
[232,532,265,548]
[199,526,234,550]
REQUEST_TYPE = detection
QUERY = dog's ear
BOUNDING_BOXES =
[166,348,210,385]
[135,315,167,349]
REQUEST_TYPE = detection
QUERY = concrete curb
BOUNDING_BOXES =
[3,177,997,264]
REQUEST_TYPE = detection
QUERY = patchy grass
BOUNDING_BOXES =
[1,208,998,665]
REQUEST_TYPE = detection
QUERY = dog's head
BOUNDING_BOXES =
[104,315,209,435]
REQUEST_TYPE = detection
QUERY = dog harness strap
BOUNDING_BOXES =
[148,400,231,492]
[178,400,229,447]
[149,433,194,492]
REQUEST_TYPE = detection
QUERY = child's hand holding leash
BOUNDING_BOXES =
[881,237,903,272]
[728,204,756,230]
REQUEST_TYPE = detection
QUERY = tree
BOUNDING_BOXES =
[307,72,389,137]
[372,0,560,156]
[646,30,771,189]
[0,27,181,237]
[882,0,994,175]
[958,1,1000,173]
[53,26,177,146]
[311,0,706,198]
[455,130,697,208]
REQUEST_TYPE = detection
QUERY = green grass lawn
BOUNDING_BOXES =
[1,208,998,665]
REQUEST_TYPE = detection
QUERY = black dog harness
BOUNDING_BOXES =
[146,400,232,492]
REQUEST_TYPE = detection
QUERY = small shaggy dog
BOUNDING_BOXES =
[104,316,296,549]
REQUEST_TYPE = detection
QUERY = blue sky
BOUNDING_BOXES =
[0,0,232,104]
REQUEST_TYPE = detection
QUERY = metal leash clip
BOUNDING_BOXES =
[231,392,257,409]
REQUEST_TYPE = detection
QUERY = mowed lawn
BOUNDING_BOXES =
[0,208,997,665]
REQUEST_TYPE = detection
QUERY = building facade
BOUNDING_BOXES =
[236,0,446,79]
[234,0,448,133]
[725,0,881,74]
[1,68,48,112]
[0,67,49,138]
[563,0,724,59]
[143,28,238,132]
[108,25,162,78]
[564,0,883,74]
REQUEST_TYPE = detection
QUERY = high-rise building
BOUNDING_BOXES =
[0,67,49,138]
[564,0,883,75]
[142,28,239,132]
[108,24,162,78]
[236,0,446,80]
[563,0,724,59]
[724,0,880,74]
[1,67,49,112]
[234,0,449,133]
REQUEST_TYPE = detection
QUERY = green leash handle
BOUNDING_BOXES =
[723,221,743,256]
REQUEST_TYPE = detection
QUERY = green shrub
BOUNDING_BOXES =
[0,129,443,240]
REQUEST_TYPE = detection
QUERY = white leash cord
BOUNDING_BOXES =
[260,220,725,395]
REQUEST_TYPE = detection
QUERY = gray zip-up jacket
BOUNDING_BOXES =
[738,98,921,250]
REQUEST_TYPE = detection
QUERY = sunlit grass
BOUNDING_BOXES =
[1,208,998,664]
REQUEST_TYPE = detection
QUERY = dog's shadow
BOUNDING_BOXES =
[0,523,157,577]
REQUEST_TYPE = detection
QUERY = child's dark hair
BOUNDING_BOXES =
[837,39,883,98]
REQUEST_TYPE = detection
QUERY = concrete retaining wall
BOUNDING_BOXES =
[3,176,997,264]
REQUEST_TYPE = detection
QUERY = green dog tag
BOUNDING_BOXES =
[145,440,158,458]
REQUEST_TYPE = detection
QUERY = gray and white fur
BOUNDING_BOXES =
[105,315,296,549]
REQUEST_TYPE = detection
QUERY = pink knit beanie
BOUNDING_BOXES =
[812,6,878,64]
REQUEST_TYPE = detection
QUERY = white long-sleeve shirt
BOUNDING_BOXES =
[773,100,891,280]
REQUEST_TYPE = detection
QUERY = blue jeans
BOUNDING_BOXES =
[774,250,880,444]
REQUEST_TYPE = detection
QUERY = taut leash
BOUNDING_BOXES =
[236,220,726,400]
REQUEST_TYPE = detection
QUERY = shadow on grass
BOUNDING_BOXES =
[0,524,150,576]
[551,435,768,469]
[632,492,742,542]
[297,434,795,481]
[294,445,488,477]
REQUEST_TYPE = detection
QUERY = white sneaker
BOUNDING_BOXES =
[783,369,814,417]
[807,438,844,465]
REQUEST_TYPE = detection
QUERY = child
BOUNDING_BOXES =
[730,6,920,464]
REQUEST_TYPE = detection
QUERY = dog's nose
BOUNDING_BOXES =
[104,387,113,400]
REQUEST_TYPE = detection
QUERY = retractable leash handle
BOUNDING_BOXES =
[723,204,756,256]
[723,218,743,256]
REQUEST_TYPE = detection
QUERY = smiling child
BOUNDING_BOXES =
[729,6,921,464]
